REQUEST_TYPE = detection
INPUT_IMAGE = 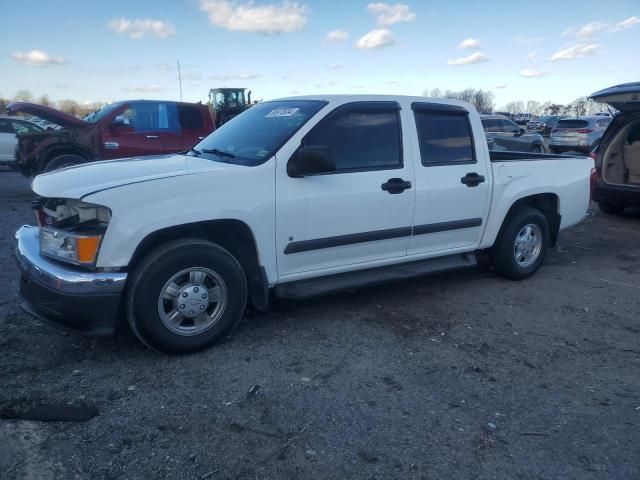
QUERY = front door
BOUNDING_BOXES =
[275,101,415,279]
[407,103,490,255]
[100,102,180,159]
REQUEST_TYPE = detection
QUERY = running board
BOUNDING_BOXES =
[274,253,477,300]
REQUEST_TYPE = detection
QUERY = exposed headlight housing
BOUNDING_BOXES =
[35,199,110,267]
[41,228,103,266]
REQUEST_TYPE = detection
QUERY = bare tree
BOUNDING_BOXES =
[547,104,564,115]
[503,101,524,115]
[13,89,33,102]
[38,95,53,108]
[58,99,80,116]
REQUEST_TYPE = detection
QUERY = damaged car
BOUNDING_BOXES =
[7,100,215,176]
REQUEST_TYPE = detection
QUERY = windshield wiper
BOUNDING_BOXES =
[187,147,202,156]
[201,148,236,159]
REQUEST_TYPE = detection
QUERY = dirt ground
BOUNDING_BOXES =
[1,169,639,480]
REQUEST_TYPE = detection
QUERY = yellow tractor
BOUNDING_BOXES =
[208,88,252,128]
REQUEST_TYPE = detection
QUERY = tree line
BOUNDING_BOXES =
[422,88,610,117]
[0,89,106,118]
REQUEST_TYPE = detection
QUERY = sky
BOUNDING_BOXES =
[1,0,638,109]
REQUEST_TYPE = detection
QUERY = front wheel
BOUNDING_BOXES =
[43,154,85,173]
[490,208,549,280]
[126,239,247,354]
[529,143,545,154]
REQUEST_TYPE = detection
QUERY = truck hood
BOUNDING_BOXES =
[6,102,88,129]
[31,154,230,199]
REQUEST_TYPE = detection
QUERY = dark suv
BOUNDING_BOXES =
[590,82,640,214]
[481,114,546,153]
[7,100,215,176]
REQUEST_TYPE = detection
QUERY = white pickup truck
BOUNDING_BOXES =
[15,95,594,353]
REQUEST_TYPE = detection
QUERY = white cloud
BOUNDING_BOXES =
[459,38,480,49]
[108,18,176,39]
[356,28,395,49]
[494,84,508,89]
[527,51,538,60]
[564,17,640,38]
[209,70,260,80]
[613,16,640,32]
[512,35,543,45]
[329,63,343,69]
[199,0,307,35]
[549,44,599,61]
[366,2,415,25]
[447,52,489,66]
[520,68,548,78]
[122,84,165,92]
[325,29,349,42]
[11,50,65,66]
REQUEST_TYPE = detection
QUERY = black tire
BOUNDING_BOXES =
[126,239,247,354]
[43,154,85,173]
[490,207,550,280]
[529,143,545,154]
[598,202,625,215]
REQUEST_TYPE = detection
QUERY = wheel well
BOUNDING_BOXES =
[502,193,561,245]
[128,220,268,310]
[39,145,89,173]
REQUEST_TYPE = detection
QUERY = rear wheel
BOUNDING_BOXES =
[126,239,247,354]
[598,202,625,215]
[490,208,549,280]
[43,154,85,173]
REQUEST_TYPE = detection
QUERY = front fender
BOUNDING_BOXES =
[85,161,277,283]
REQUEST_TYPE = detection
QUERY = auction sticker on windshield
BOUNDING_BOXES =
[266,108,300,118]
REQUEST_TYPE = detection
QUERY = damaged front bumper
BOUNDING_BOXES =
[14,225,127,336]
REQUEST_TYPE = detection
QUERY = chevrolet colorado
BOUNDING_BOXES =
[15,95,594,354]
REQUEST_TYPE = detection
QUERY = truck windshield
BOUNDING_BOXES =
[194,100,327,166]
[84,102,125,123]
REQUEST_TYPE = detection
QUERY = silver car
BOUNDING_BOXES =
[0,115,44,167]
[549,116,612,154]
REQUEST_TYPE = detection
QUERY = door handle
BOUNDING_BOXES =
[146,135,160,139]
[381,178,412,194]
[461,172,485,187]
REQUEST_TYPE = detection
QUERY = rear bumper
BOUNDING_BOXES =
[15,225,127,336]
[593,182,640,208]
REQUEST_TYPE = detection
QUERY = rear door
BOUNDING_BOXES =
[275,101,415,278]
[408,103,490,255]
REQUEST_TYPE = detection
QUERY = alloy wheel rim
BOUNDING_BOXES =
[513,223,543,268]
[157,267,228,336]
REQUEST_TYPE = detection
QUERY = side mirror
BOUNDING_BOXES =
[519,128,525,135]
[288,146,336,178]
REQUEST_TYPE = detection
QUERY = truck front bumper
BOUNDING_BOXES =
[15,225,127,336]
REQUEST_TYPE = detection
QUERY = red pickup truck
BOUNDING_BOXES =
[8,100,215,176]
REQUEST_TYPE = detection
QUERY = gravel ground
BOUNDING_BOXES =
[1,169,639,480]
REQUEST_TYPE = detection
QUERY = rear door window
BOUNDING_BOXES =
[413,107,475,166]
[178,105,204,130]
[0,119,14,134]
